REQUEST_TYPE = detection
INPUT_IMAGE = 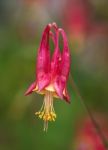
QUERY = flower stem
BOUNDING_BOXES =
[69,74,108,149]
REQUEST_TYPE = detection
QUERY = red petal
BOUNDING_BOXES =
[63,87,70,103]
[37,73,50,91]
[59,28,71,80]
[54,29,71,102]
[51,28,61,78]
[25,81,36,95]
[36,24,51,91]
[54,75,66,99]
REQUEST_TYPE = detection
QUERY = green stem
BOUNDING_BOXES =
[69,74,108,149]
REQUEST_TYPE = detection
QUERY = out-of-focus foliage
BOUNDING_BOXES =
[0,0,108,150]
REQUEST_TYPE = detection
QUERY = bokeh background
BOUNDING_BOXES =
[0,0,108,150]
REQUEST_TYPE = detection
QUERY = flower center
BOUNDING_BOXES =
[35,91,56,131]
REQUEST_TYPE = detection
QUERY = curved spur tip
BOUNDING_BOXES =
[52,22,58,29]
[58,28,63,32]
[48,23,52,28]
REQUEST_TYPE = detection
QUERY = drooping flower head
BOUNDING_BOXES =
[25,23,71,131]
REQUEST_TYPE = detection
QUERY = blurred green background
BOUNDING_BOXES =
[0,0,108,150]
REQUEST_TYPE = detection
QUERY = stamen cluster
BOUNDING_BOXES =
[35,91,56,122]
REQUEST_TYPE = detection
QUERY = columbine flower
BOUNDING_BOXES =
[25,23,71,131]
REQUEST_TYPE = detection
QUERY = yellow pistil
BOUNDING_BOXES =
[35,91,56,131]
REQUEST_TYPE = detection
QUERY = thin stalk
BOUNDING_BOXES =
[69,74,108,149]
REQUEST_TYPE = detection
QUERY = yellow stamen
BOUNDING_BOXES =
[35,91,56,131]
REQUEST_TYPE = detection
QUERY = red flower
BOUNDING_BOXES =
[25,23,71,131]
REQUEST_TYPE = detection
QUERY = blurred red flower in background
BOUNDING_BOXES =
[74,114,108,150]
[62,0,91,45]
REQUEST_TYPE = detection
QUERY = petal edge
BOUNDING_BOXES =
[25,81,36,96]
